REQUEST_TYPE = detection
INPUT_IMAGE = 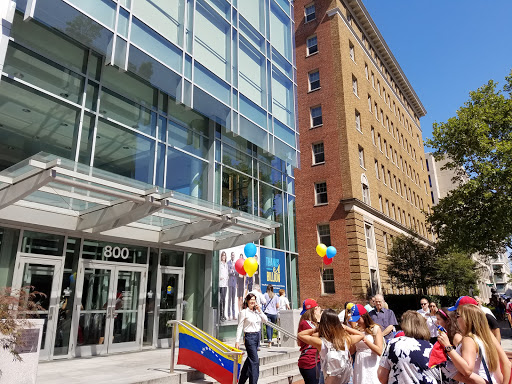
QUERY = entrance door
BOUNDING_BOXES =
[11,257,63,360]
[155,267,184,348]
[74,261,146,356]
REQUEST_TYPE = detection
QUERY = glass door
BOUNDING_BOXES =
[155,267,183,348]
[11,257,63,360]
[74,261,146,356]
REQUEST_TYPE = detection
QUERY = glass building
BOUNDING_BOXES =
[0,0,298,359]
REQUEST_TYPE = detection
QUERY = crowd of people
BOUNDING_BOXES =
[235,292,512,384]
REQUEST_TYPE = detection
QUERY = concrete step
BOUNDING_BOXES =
[186,367,303,384]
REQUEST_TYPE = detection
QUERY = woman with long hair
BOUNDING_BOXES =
[219,251,228,322]
[235,293,268,384]
[438,304,505,384]
[377,311,439,383]
[263,284,279,346]
[426,301,439,344]
[297,299,323,384]
[350,304,383,384]
[298,309,364,384]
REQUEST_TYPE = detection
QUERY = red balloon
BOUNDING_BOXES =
[323,256,333,265]
[235,258,246,275]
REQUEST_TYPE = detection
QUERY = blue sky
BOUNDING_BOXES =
[362,0,512,147]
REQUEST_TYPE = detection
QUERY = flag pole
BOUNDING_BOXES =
[170,322,176,373]
[232,354,238,384]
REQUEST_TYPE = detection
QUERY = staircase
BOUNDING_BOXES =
[173,347,303,384]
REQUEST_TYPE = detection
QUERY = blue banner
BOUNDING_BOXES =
[260,248,287,294]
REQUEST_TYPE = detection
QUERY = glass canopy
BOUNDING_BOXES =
[0,153,279,250]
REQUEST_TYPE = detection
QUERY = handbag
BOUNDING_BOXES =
[479,344,494,384]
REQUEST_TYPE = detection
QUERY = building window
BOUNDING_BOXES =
[311,106,323,127]
[377,80,381,95]
[370,269,379,295]
[391,203,396,219]
[431,191,435,204]
[378,133,382,151]
[322,268,335,294]
[307,35,318,55]
[383,140,388,157]
[309,71,320,91]
[365,63,369,79]
[364,223,375,250]
[358,146,365,168]
[375,159,379,179]
[378,195,383,212]
[355,110,361,132]
[371,127,375,145]
[349,42,355,61]
[318,224,331,246]
[385,199,390,216]
[352,76,358,96]
[383,232,388,253]
[361,175,370,204]
[315,182,328,205]
[425,159,430,171]
[397,208,401,223]
[305,4,316,23]
[371,72,375,88]
[312,142,325,164]
[387,170,391,187]
[368,95,372,112]
[381,165,386,184]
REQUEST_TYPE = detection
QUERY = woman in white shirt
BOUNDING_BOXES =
[235,293,267,384]
[426,301,439,344]
[219,251,228,322]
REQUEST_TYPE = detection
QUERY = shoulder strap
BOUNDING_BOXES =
[478,343,494,384]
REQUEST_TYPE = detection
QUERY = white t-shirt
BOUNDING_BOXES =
[480,305,495,319]
[278,296,290,312]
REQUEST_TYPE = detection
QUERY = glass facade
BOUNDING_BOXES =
[0,0,298,356]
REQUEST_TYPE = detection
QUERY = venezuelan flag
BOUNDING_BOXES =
[177,323,242,384]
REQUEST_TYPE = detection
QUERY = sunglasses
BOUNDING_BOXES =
[421,302,428,306]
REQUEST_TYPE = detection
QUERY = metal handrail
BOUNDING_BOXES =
[168,320,243,384]
[262,319,297,345]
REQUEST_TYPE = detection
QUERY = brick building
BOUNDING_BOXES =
[294,0,433,307]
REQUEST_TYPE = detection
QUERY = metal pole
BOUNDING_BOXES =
[170,323,176,373]
[232,354,238,384]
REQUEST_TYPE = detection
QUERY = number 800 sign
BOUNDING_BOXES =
[103,245,130,260]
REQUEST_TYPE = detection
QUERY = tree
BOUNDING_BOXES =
[426,70,512,258]
[386,235,440,295]
[437,251,479,297]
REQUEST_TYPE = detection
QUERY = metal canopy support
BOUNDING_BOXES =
[0,169,56,210]
[160,217,232,244]
[77,197,164,232]
[212,231,269,251]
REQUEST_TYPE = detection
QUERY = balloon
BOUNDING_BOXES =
[243,257,259,277]
[244,243,257,258]
[326,246,337,259]
[69,272,76,284]
[323,256,333,265]
[235,258,246,275]
[316,243,327,257]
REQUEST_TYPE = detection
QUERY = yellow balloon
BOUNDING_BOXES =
[244,257,258,277]
[316,243,327,257]
[346,303,355,311]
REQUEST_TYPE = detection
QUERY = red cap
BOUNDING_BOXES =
[301,299,318,315]
[448,296,478,311]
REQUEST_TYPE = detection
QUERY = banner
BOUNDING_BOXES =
[260,248,287,295]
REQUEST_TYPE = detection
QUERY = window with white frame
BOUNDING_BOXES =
[383,232,388,253]
[349,42,355,61]
[391,203,396,219]
[378,195,383,212]
[322,268,335,294]
[377,80,381,95]
[371,72,375,88]
[311,106,323,127]
[397,208,401,223]
[355,110,361,132]
[352,75,358,96]
[378,133,382,151]
[312,142,325,164]
[365,63,369,79]
[368,95,372,112]
[307,35,318,55]
[370,268,379,296]
[371,127,375,145]
[315,182,328,205]
[361,174,370,204]
[385,199,390,216]
[387,170,391,187]
[309,71,320,91]
[318,224,331,246]
[375,159,379,179]
[383,140,388,157]
[305,4,316,23]
[358,146,365,168]
[364,223,375,250]
[381,165,386,184]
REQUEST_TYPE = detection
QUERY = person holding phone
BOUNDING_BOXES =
[236,293,268,384]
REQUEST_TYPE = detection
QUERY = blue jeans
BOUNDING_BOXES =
[265,313,277,341]
[239,332,259,384]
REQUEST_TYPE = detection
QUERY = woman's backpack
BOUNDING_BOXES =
[319,338,352,383]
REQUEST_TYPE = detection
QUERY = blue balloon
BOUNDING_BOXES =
[326,246,337,259]
[244,243,257,258]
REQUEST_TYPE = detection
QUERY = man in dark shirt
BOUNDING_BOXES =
[369,294,398,342]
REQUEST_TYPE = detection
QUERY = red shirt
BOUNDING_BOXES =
[297,320,320,369]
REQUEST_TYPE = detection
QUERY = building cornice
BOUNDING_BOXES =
[340,197,434,246]
[327,1,427,118]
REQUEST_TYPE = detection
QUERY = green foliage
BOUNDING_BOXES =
[386,235,440,295]
[426,70,512,257]
[436,251,479,297]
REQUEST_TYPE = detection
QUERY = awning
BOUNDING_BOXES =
[0,153,279,251]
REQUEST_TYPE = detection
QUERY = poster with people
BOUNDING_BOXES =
[218,245,260,324]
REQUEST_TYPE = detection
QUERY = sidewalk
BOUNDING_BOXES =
[36,345,300,384]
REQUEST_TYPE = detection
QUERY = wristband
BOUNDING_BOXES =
[444,345,455,352]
